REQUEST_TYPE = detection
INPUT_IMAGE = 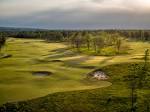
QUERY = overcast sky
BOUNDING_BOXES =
[0,0,150,29]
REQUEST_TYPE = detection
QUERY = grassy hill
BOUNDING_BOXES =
[0,38,150,111]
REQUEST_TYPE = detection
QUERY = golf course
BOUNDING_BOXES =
[1,0,150,111]
[0,36,149,108]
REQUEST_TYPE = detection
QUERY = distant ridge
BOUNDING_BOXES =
[1,26,150,32]
[0,27,48,32]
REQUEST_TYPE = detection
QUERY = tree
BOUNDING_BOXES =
[0,35,6,53]
[91,36,104,53]
[142,94,150,112]
[128,49,150,112]
[139,49,149,88]
[92,36,97,52]
[140,30,144,40]
[85,33,91,51]
[116,38,122,53]
[69,33,84,52]
[111,33,126,54]
[144,32,150,41]
[127,63,140,112]
[143,49,149,68]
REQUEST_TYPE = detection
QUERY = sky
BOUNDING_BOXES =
[0,0,150,29]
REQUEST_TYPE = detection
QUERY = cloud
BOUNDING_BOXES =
[0,0,150,29]
[1,0,150,17]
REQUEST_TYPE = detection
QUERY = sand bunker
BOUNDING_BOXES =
[87,69,109,80]
[32,71,52,76]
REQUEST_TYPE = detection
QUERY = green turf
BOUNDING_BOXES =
[0,38,150,105]
[1,62,150,112]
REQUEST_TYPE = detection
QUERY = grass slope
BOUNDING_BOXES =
[0,38,150,109]
[0,38,111,105]
[1,63,150,112]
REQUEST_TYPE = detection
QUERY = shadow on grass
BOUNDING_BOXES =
[99,57,114,66]
[62,56,93,68]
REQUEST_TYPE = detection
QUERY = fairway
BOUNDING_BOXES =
[0,38,150,105]
[0,38,112,105]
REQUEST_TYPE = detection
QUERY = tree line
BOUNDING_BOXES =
[0,29,150,55]
[0,30,150,41]
[67,32,128,55]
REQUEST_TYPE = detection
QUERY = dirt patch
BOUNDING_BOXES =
[87,69,109,80]
[32,71,53,77]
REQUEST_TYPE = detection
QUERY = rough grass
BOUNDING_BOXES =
[0,38,150,106]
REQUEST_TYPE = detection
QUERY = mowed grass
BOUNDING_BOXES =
[0,38,149,105]
[0,38,110,105]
